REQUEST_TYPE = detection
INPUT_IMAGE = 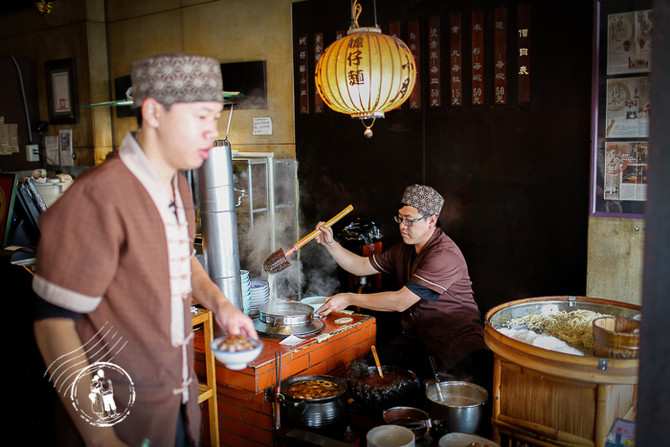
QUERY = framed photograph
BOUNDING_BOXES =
[0,173,18,248]
[46,57,78,124]
[590,0,652,218]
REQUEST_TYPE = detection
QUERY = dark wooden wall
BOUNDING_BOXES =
[292,0,593,315]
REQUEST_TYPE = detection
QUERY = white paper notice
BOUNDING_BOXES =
[45,135,59,165]
[252,117,273,135]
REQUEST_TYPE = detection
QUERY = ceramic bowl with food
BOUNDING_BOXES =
[211,334,263,370]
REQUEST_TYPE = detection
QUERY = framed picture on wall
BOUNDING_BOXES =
[46,57,79,124]
[590,0,652,218]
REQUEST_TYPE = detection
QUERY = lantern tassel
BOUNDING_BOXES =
[362,118,376,138]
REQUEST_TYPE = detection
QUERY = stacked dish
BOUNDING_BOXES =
[249,280,270,317]
[240,270,251,315]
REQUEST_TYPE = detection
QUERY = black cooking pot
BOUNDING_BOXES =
[345,365,420,410]
[279,375,349,432]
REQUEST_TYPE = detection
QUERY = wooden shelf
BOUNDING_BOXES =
[192,308,219,447]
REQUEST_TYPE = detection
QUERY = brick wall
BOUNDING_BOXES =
[195,314,376,446]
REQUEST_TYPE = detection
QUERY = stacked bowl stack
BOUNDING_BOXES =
[240,270,251,315]
[249,280,270,317]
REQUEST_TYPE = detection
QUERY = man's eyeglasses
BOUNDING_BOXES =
[394,214,429,227]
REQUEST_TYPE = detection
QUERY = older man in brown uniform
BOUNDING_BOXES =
[316,185,491,389]
[32,54,257,446]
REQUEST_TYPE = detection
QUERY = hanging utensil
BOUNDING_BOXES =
[428,355,445,402]
[263,204,354,273]
[371,345,384,378]
[274,351,282,430]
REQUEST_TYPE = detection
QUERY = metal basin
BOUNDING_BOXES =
[426,381,487,434]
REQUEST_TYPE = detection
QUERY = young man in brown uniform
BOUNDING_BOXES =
[32,53,257,446]
[316,185,491,388]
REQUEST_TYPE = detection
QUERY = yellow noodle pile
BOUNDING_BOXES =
[507,309,609,349]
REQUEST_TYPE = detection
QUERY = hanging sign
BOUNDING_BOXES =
[449,13,462,106]
[471,10,484,106]
[408,20,421,110]
[494,7,508,105]
[297,34,310,114]
[314,32,325,113]
[428,16,441,108]
[517,3,531,103]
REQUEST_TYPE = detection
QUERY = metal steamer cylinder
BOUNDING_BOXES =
[198,139,243,310]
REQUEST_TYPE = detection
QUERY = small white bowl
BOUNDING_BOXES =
[302,296,327,312]
[367,424,415,447]
[211,336,263,370]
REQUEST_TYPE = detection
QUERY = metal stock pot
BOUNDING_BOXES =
[279,375,349,432]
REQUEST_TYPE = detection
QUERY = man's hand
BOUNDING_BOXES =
[191,258,259,339]
[213,299,258,338]
[314,221,335,246]
[317,293,354,316]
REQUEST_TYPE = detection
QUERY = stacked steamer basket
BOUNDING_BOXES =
[240,270,251,315]
[485,296,640,447]
[249,280,270,317]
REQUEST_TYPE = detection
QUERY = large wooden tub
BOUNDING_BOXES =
[485,296,640,447]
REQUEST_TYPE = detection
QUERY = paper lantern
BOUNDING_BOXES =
[314,1,417,137]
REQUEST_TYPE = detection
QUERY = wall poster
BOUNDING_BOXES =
[591,0,652,218]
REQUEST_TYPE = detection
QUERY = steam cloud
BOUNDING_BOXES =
[236,213,340,301]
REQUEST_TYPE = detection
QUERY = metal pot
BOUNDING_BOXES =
[280,375,349,432]
[345,365,420,410]
[254,300,325,338]
[426,381,487,434]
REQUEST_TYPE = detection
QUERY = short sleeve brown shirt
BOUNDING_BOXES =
[32,133,200,446]
[370,228,486,368]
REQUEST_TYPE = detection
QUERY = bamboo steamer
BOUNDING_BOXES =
[485,296,640,447]
[485,296,640,384]
[592,316,640,359]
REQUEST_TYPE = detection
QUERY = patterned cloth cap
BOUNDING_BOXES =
[131,53,223,108]
[401,184,444,216]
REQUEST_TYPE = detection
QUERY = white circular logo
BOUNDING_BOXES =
[70,361,136,427]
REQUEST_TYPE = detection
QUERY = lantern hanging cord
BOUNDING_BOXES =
[351,0,362,28]
[361,117,376,130]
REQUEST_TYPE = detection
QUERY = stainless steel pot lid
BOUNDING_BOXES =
[258,300,314,327]
[254,299,326,339]
[254,317,325,339]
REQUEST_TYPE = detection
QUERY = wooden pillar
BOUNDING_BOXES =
[638,0,670,444]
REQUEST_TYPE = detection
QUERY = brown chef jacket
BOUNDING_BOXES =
[370,227,486,369]
[32,132,200,446]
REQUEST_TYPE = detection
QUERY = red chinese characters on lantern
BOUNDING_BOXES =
[347,37,366,86]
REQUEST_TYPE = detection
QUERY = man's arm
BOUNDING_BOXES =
[317,286,421,316]
[190,258,258,338]
[33,318,128,447]
[314,222,378,276]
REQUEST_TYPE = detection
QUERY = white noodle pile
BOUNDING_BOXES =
[505,309,609,349]
[498,327,585,356]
